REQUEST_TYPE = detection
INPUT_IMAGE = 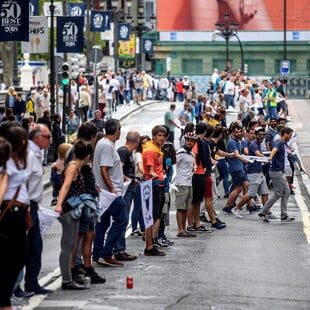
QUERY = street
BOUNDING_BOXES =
[21,100,310,310]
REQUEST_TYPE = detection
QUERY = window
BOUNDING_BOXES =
[182,59,203,75]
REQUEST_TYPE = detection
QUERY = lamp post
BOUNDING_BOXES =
[215,13,244,72]
[49,0,56,116]
[110,0,132,72]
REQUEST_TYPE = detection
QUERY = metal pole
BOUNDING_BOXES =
[62,85,67,134]
[225,36,229,70]
[138,28,143,71]
[283,0,287,60]
[49,0,56,116]
[233,34,244,72]
[114,17,118,71]
[86,0,92,75]
[12,41,20,90]
[94,47,99,110]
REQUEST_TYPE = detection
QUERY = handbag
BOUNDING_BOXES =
[0,186,32,231]
[78,98,88,108]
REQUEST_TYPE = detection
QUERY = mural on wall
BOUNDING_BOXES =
[157,0,310,31]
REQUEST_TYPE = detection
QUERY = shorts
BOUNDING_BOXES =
[175,185,192,210]
[230,170,248,187]
[192,174,205,203]
[204,175,213,199]
[152,185,165,221]
[247,173,269,197]
[79,209,95,233]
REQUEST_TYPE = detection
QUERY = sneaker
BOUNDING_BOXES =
[187,226,197,232]
[281,215,295,222]
[71,268,85,285]
[222,206,233,214]
[215,217,226,225]
[130,230,143,237]
[97,257,124,267]
[62,281,85,290]
[258,212,269,222]
[144,247,166,256]
[232,207,243,218]
[247,205,261,214]
[211,221,226,229]
[14,287,35,298]
[153,238,168,247]
[266,212,279,219]
[113,252,137,261]
[33,287,54,295]
[84,266,106,284]
[196,225,212,233]
[160,238,174,246]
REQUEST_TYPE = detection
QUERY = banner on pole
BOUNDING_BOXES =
[0,0,30,41]
[57,16,84,53]
[21,16,48,54]
[140,179,153,229]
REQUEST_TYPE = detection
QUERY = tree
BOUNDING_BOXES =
[0,42,14,87]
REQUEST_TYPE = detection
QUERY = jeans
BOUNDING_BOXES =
[131,184,145,232]
[224,94,234,108]
[59,212,79,283]
[217,159,229,195]
[124,90,131,104]
[114,191,134,253]
[93,196,127,261]
[25,202,43,291]
[266,106,278,120]
[261,171,290,217]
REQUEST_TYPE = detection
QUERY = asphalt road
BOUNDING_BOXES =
[20,99,310,310]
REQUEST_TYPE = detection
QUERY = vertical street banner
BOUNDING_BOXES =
[21,16,48,54]
[29,0,38,16]
[57,16,84,53]
[67,2,85,17]
[140,179,154,229]
[117,23,131,41]
[90,10,111,32]
[118,33,136,68]
[0,0,29,41]
[143,38,154,54]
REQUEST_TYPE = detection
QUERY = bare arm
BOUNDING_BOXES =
[100,166,117,194]
[55,165,77,213]
[0,172,8,205]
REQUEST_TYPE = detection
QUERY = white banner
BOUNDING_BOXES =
[43,2,63,16]
[140,179,153,229]
[21,17,48,54]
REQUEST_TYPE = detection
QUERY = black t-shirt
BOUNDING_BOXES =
[117,145,135,192]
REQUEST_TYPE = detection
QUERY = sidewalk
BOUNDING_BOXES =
[42,100,157,189]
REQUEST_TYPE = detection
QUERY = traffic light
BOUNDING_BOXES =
[61,62,70,86]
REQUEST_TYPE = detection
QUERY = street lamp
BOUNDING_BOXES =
[215,13,244,72]
[110,0,132,72]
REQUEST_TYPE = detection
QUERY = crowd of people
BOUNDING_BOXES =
[0,68,304,309]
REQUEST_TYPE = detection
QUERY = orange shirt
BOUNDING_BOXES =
[192,142,205,175]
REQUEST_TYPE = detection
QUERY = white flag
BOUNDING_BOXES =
[140,179,153,229]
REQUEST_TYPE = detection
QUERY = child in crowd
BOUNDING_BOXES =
[50,143,72,206]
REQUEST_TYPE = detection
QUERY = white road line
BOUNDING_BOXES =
[295,179,310,244]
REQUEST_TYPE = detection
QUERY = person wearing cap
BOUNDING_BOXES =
[175,132,197,237]
[231,127,269,218]
[164,103,180,144]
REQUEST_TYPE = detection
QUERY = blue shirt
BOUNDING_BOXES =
[270,139,285,172]
[226,137,243,173]
[247,140,263,174]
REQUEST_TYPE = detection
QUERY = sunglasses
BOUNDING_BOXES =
[40,134,51,139]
